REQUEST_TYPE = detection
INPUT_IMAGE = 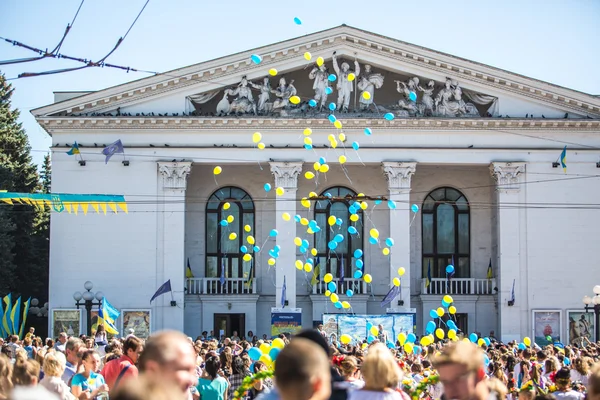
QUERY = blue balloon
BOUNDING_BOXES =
[313,226,321,233]
[250,54,262,64]
[441,300,449,307]
[270,229,278,237]
[364,128,372,136]
[447,320,457,331]
[483,354,490,367]
[564,357,571,366]
[426,321,436,334]
[220,220,228,227]
[356,259,363,269]
[328,114,337,123]
[446,265,455,274]
[348,226,357,235]
[352,141,360,151]
[274,245,281,252]
[429,309,438,319]
[387,341,395,349]
[334,234,344,243]
[324,191,332,198]
[366,322,373,330]
[414,345,422,354]
[302,239,309,248]
[354,249,363,258]
[240,246,248,253]
[484,337,491,346]
[328,74,337,82]
[264,183,271,192]
[409,91,417,102]
[325,87,333,95]
[328,282,337,292]
[374,199,382,205]
[336,218,343,226]
[319,157,327,165]
[268,249,278,258]
[411,204,419,213]
[518,343,526,350]
[269,347,281,360]
[253,246,260,252]
[385,238,394,247]
[304,144,313,150]
[469,333,478,343]
[299,246,307,253]
[388,200,397,209]
[295,215,302,223]
[353,270,363,279]
[346,289,353,297]
[407,333,416,343]
[328,102,336,111]
[293,16,302,25]
[334,301,343,309]
[248,347,262,361]
[307,258,314,265]
[308,99,317,107]
[309,220,318,229]
[328,241,338,250]
[369,237,378,245]
[367,335,375,343]
[384,112,395,121]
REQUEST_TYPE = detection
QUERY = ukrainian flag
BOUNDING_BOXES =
[10,297,21,335]
[2,294,12,336]
[99,297,120,335]
[560,146,567,173]
[487,259,493,280]
[186,258,194,278]
[66,142,80,156]
[311,257,321,286]
[426,260,432,288]
[18,298,31,338]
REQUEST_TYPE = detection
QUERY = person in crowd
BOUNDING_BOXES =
[552,367,584,400]
[12,351,41,387]
[196,356,229,400]
[101,336,143,391]
[7,336,20,354]
[587,363,600,400]
[0,354,13,400]
[61,338,83,386]
[110,375,184,400]
[348,343,403,400]
[70,350,109,400]
[94,325,108,348]
[571,357,591,385]
[39,352,76,400]
[229,355,250,399]
[55,333,67,353]
[248,361,273,399]
[22,338,35,360]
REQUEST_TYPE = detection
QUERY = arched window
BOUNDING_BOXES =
[422,187,470,279]
[206,187,254,283]
[314,187,363,280]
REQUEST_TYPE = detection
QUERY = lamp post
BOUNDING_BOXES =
[582,284,600,343]
[73,281,103,336]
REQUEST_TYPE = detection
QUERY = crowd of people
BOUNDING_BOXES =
[1,326,600,400]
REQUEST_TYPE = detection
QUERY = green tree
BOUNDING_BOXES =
[40,153,51,193]
[0,73,49,300]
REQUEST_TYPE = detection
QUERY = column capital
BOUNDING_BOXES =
[158,161,192,191]
[382,162,417,191]
[269,162,303,189]
[489,162,526,192]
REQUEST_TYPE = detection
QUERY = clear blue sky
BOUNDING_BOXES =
[2,0,599,167]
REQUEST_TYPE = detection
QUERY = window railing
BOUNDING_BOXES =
[421,278,496,295]
[312,278,367,295]
[186,278,256,295]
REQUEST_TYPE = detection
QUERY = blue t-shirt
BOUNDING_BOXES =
[71,371,106,398]
[197,377,228,400]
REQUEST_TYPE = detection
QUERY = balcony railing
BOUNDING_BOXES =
[186,278,256,295]
[312,278,367,295]
[421,278,497,295]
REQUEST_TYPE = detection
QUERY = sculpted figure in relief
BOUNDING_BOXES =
[417,80,435,116]
[309,64,330,111]
[357,64,384,111]
[272,78,297,115]
[435,78,479,117]
[395,77,420,116]
[228,76,257,115]
[332,51,360,112]
[249,77,273,114]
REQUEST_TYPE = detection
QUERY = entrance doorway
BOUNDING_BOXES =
[214,313,245,339]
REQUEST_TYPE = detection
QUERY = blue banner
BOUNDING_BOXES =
[271,311,302,337]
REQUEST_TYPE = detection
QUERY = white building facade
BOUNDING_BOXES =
[34,26,600,343]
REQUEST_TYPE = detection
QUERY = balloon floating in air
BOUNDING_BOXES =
[250,54,262,64]
[293,17,302,25]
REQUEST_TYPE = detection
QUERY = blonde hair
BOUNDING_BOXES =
[432,341,484,373]
[12,358,40,386]
[0,354,13,399]
[361,343,403,391]
[588,363,600,396]
[43,351,67,378]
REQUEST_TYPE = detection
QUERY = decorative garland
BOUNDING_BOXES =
[233,370,275,400]
[402,374,440,400]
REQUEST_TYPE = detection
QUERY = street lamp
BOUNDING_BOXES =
[73,281,103,336]
[582,285,600,342]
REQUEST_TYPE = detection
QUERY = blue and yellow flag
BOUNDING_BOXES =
[186,258,194,278]
[560,146,567,173]
[10,297,21,335]
[487,259,493,280]
[311,257,321,286]
[99,297,120,335]
[66,142,80,156]
[0,299,5,337]
[18,298,31,338]
[426,260,432,288]
[2,294,12,336]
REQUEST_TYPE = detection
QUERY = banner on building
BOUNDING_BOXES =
[532,310,562,346]
[271,308,302,337]
[0,191,127,215]
[567,310,593,346]
[121,310,151,339]
[322,313,416,344]
[51,309,81,338]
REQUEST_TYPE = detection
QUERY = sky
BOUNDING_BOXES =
[2,0,599,168]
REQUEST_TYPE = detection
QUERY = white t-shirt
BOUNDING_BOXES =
[348,390,403,400]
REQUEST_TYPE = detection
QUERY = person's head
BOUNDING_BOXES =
[337,355,359,379]
[81,350,101,373]
[0,353,13,395]
[110,374,185,400]
[341,62,349,72]
[588,363,600,400]
[433,341,486,400]
[275,338,331,400]
[361,343,403,391]
[204,356,221,379]
[574,357,590,375]
[555,367,571,389]
[138,330,197,394]
[253,361,267,373]
[96,324,105,335]
[28,327,35,335]
[10,336,18,344]
[58,333,67,344]
[12,357,41,386]
[23,337,31,347]
[64,338,83,364]
[123,336,144,364]
[232,356,245,375]
[42,351,67,378]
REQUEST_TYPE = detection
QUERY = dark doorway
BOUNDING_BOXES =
[214,313,245,339]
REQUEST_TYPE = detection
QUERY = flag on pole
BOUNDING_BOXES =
[3,294,13,336]
[10,297,21,335]
[101,140,124,164]
[340,255,345,286]
[311,257,321,286]
[220,259,226,286]
[150,279,172,303]
[19,297,31,338]
[487,259,493,280]
[186,258,194,278]
[426,260,432,288]
[99,297,119,335]
[66,142,80,156]
[281,276,287,308]
[380,285,401,308]
[560,146,567,173]
[510,279,516,304]
[0,299,4,338]
[244,260,253,290]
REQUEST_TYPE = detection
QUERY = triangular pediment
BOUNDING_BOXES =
[32,25,600,121]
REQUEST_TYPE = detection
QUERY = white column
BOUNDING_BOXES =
[270,162,302,309]
[490,162,526,342]
[156,161,191,331]
[382,162,416,310]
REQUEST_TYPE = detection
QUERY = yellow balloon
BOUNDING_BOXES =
[398,332,407,345]
[259,354,272,365]
[330,293,339,303]
[311,248,318,256]
[324,273,333,283]
[295,260,303,270]
[301,198,311,208]
[397,267,406,276]
[268,258,276,266]
[451,334,458,342]
[243,254,252,262]
[350,214,359,222]
[294,237,302,246]
[252,132,262,143]
[341,301,351,309]
[436,307,444,317]
[304,137,313,146]
[362,343,368,350]
[370,326,379,336]
[213,166,222,175]
[276,187,284,196]
[348,73,355,82]
[420,336,430,346]
[223,202,230,210]
[313,162,321,171]
[403,343,413,353]
[362,91,371,100]
[325,290,331,297]
[330,140,338,149]
[268,68,278,76]
[257,142,265,150]
[478,338,485,347]
[340,334,351,344]
[443,295,453,304]
[327,134,336,142]
[244,224,251,232]
[272,338,285,349]
[436,328,445,340]
[369,228,379,239]
[304,263,312,273]
[260,343,271,354]
[339,155,347,164]
[300,218,309,226]
[358,202,367,210]
[328,215,337,226]
[226,215,234,223]
[316,56,324,67]
[307,228,314,234]
[382,248,390,256]
[282,212,291,221]
[289,95,301,104]
[308,192,318,199]
[449,306,457,314]
[303,128,312,136]
[247,236,255,245]
[448,329,457,339]
[523,337,531,347]
[338,133,346,142]
[393,277,401,287]
[363,274,372,283]
[304,52,312,61]
[229,232,237,240]
[334,120,342,129]
[319,164,329,173]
